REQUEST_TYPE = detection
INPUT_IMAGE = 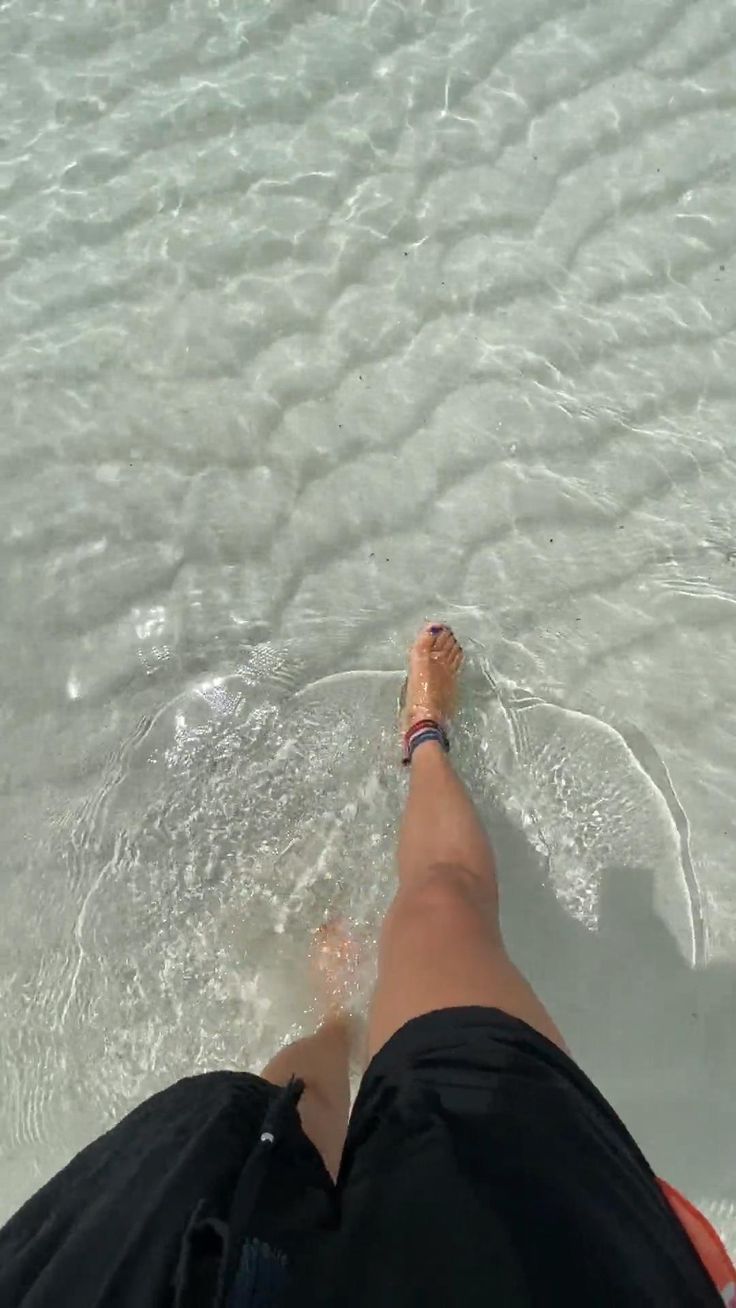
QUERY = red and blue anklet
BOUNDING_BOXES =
[402,718,450,765]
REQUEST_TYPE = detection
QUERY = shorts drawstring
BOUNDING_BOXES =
[223,1077,305,1299]
[173,1077,305,1308]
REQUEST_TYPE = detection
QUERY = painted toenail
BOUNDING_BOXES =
[429,625,443,634]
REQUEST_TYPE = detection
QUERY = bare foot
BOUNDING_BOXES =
[401,623,464,732]
[310,918,361,1021]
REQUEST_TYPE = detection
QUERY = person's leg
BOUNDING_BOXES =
[261,922,357,1180]
[367,624,567,1060]
[261,1017,351,1181]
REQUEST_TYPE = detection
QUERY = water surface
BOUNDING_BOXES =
[1,0,735,1247]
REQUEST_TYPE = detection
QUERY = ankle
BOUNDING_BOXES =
[317,1010,356,1043]
[405,706,447,730]
[403,719,450,766]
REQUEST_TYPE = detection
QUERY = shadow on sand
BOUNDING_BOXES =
[487,798,735,1214]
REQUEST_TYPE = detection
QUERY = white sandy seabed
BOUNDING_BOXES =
[1,0,735,1254]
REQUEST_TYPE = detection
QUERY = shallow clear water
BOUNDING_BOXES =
[1,0,736,1249]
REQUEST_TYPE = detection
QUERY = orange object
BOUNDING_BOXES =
[659,1179,735,1304]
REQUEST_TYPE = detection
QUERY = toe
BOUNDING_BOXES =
[412,627,436,657]
[433,626,455,654]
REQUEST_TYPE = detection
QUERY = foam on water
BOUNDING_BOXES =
[1,0,735,1250]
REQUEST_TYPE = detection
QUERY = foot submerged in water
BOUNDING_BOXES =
[311,918,361,1021]
[402,624,464,732]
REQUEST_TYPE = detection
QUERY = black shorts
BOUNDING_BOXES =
[0,1008,722,1307]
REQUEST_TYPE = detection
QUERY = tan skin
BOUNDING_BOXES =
[262,624,566,1180]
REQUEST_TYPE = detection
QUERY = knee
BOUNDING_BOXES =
[394,863,498,925]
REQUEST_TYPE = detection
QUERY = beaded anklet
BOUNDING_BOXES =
[402,718,450,765]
